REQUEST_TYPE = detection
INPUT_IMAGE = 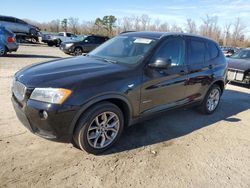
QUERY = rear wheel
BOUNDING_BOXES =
[73,102,124,154]
[200,84,221,114]
[73,47,83,56]
[0,45,6,56]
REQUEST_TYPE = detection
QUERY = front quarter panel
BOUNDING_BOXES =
[66,69,142,118]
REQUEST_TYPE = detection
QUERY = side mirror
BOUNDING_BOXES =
[84,39,89,43]
[148,58,171,69]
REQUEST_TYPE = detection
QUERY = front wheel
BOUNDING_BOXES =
[73,102,124,154]
[200,85,221,114]
[73,47,83,56]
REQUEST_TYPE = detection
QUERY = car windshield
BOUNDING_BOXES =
[88,35,156,65]
[230,49,250,59]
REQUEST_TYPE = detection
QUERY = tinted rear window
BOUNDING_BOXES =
[207,41,219,59]
[1,17,16,22]
[188,39,206,65]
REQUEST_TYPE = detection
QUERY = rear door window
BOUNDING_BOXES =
[66,33,73,37]
[2,17,16,23]
[188,39,206,65]
[88,36,96,43]
[95,37,106,44]
[16,19,27,24]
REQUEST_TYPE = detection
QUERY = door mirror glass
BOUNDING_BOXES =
[148,58,171,69]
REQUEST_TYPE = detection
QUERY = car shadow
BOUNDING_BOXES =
[104,89,250,155]
[5,54,60,58]
[19,43,49,47]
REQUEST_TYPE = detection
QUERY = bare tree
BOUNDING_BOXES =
[122,16,134,31]
[133,16,141,31]
[170,23,183,32]
[232,17,247,46]
[68,17,80,34]
[185,18,197,34]
[141,14,150,30]
[158,22,170,32]
[223,23,231,46]
[199,15,221,41]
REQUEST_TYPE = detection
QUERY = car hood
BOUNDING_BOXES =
[15,56,128,88]
[227,58,250,71]
[62,40,82,44]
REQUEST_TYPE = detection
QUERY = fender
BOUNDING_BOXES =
[69,92,133,135]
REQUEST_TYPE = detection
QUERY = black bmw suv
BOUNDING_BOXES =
[60,35,109,56]
[12,32,227,154]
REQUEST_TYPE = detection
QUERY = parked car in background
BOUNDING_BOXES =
[60,35,109,55]
[227,48,250,85]
[0,26,19,56]
[0,15,40,37]
[221,46,237,57]
[12,32,227,154]
[38,32,57,44]
[47,32,77,46]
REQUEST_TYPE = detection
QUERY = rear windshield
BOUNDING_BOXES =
[0,26,13,36]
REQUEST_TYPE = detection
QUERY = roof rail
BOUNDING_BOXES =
[119,31,136,34]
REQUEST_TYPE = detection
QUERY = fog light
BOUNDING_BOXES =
[42,110,48,119]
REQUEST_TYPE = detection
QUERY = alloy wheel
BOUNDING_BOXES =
[74,48,82,56]
[206,88,220,112]
[87,111,120,149]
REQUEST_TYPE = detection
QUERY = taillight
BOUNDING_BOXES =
[7,36,15,43]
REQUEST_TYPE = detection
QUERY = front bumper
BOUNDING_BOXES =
[11,95,79,142]
[59,45,74,54]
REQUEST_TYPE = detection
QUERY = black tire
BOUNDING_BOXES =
[0,45,6,56]
[73,47,83,56]
[30,37,37,43]
[73,102,124,154]
[47,41,54,47]
[200,84,221,114]
[55,39,61,47]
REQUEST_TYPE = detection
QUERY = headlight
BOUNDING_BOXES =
[65,43,73,48]
[30,88,72,104]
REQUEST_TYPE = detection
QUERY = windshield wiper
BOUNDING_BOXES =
[88,55,118,64]
[102,58,118,64]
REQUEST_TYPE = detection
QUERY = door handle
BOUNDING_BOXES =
[180,70,186,74]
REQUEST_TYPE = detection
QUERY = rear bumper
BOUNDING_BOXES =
[227,69,249,84]
[11,96,79,142]
[7,43,19,52]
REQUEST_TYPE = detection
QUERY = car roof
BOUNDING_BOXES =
[120,31,216,43]
[0,15,17,19]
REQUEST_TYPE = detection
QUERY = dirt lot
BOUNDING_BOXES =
[0,44,250,188]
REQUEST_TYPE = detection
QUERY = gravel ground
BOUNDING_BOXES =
[0,44,250,188]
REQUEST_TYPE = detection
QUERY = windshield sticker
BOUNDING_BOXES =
[134,38,152,44]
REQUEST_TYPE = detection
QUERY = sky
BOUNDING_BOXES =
[1,0,250,30]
